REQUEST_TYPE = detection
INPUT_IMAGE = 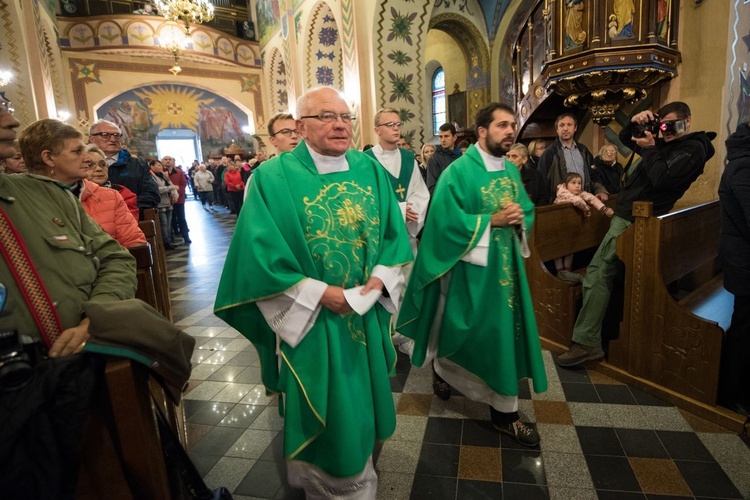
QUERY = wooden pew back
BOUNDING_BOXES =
[128,242,158,312]
[612,200,727,406]
[139,210,172,321]
[526,201,614,349]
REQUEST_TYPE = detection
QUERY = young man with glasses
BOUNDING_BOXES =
[216,87,413,499]
[88,119,159,214]
[267,112,300,154]
[364,108,430,356]
[366,108,429,249]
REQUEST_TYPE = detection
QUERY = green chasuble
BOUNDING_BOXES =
[364,147,415,202]
[397,144,548,396]
[214,141,413,478]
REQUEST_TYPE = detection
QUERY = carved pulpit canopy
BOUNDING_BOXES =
[545,46,679,125]
[512,0,681,127]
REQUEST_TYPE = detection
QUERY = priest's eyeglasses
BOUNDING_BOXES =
[299,112,356,124]
[0,100,13,115]
[271,128,299,137]
[90,132,123,140]
[377,121,403,130]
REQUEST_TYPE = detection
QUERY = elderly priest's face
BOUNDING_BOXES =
[297,88,352,157]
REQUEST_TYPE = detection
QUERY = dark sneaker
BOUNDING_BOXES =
[433,378,451,401]
[494,420,540,447]
[556,343,604,368]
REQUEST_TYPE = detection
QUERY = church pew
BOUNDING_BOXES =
[600,200,743,431]
[525,200,615,351]
[77,359,179,499]
[139,211,172,321]
[128,242,158,312]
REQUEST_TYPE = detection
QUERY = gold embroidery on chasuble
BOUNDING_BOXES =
[480,176,519,310]
[302,181,380,346]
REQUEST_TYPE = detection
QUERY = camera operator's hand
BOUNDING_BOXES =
[631,110,656,125]
[633,132,656,148]
[49,317,90,358]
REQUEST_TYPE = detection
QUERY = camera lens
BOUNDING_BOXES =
[0,357,33,392]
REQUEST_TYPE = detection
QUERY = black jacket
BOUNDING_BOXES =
[108,149,160,210]
[591,157,624,195]
[521,164,550,205]
[538,138,604,195]
[425,145,461,193]
[616,121,716,221]
[719,122,750,296]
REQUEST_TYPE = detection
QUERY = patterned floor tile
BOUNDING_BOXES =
[533,400,574,425]
[458,445,502,482]
[543,452,594,490]
[628,457,691,496]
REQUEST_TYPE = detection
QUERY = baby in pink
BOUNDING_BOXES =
[554,173,614,218]
[553,173,614,280]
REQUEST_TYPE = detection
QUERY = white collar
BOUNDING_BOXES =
[476,143,507,172]
[305,143,349,173]
[372,144,399,157]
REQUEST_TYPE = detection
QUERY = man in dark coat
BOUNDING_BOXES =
[88,119,160,214]
[718,119,750,414]
[425,123,462,194]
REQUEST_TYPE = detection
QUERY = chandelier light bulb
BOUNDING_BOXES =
[0,70,12,87]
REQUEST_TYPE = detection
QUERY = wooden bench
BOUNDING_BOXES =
[77,359,185,499]
[526,200,615,350]
[139,211,172,321]
[598,200,743,431]
[128,242,158,312]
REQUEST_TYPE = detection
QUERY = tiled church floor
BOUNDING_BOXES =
[168,199,750,500]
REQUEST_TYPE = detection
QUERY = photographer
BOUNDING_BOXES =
[557,101,716,367]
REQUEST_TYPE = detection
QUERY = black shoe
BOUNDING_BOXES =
[184,239,192,245]
[493,420,540,447]
[433,378,451,401]
[164,243,175,250]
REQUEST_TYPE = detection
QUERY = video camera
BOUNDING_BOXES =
[633,114,688,138]
[0,284,34,392]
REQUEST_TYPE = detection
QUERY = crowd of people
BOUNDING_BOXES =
[1,81,747,499]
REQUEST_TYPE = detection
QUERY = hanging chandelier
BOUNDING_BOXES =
[160,25,191,76]
[153,0,215,35]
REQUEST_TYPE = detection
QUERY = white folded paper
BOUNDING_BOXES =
[343,286,382,315]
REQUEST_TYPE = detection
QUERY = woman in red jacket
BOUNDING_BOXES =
[83,146,146,247]
[224,162,245,215]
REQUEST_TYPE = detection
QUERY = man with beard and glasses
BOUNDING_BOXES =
[397,102,548,447]
[88,119,159,215]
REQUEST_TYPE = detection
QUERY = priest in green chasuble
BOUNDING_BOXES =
[397,102,548,447]
[214,87,413,498]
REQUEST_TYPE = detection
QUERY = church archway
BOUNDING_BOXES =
[93,83,254,159]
